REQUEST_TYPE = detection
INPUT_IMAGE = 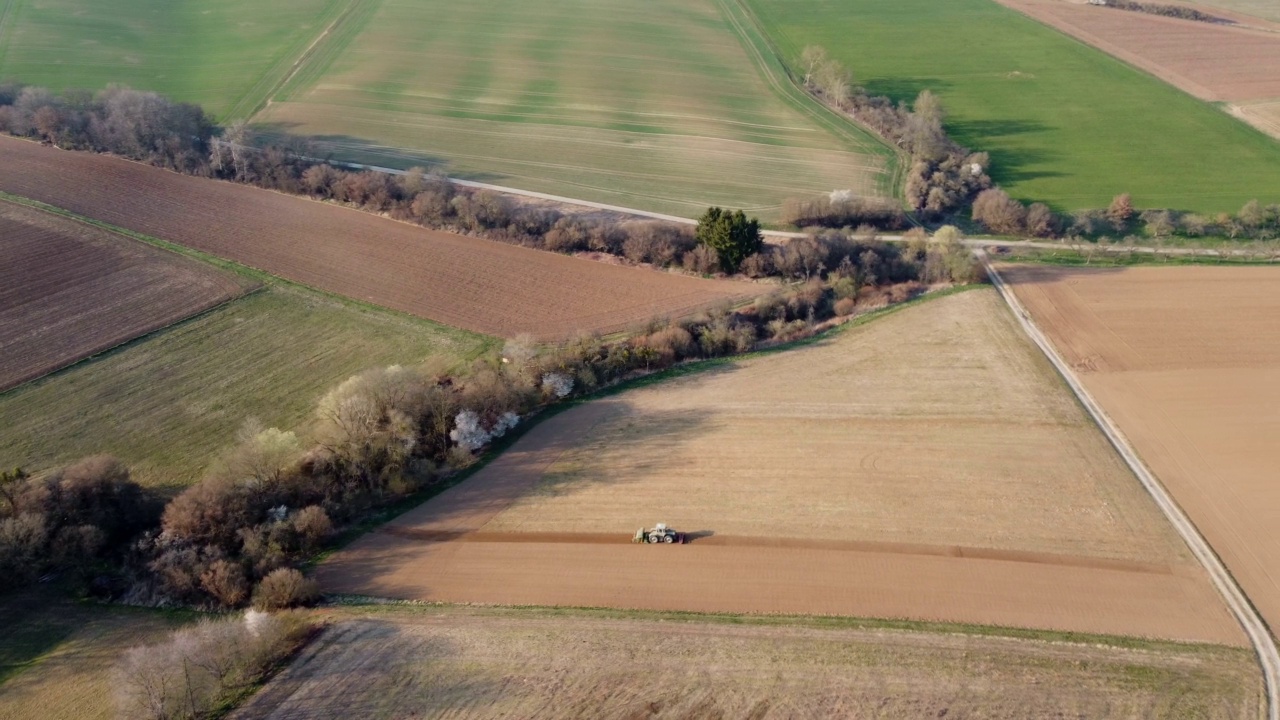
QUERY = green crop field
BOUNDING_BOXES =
[0,286,493,491]
[744,0,1280,214]
[251,0,894,220]
[0,0,349,119]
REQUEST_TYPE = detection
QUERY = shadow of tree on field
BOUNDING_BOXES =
[232,619,506,718]
[246,123,507,183]
[861,76,953,104]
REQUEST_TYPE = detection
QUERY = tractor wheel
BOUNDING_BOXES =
[662,534,675,543]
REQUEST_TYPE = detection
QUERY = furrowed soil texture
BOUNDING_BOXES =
[320,290,1241,644]
[0,137,756,338]
[232,606,1261,720]
[743,0,1280,213]
[998,0,1280,102]
[1002,265,1280,645]
[0,286,491,489]
[251,0,892,220]
[0,0,347,119]
[0,200,248,390]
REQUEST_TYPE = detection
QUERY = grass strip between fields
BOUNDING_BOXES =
[712,0,903,199]
[323,595,1246,655]
[0,190,488,338]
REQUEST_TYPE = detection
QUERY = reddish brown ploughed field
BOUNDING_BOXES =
[1003,265,1280,638]
[999,0,1280,102]
[0,200,248,391]
[0,137,756,339]
[320,290,1242,645]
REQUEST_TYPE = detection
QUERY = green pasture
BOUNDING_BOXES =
[252,0,895,219]
[744,0,1280,214]
[0,0,347,119]
[0,286,493,491]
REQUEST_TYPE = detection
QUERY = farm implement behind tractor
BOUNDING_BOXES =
[633,523,686,544]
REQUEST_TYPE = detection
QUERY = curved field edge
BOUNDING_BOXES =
[742,0,1280,214]
[308,284,986,562]
[712,0,902,198]
[247,0,895,220]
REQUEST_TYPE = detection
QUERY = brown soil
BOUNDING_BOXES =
[319,290,1243,644]
[232,607,1262,719]
[0,200,248,390]
[1003,264,1280,639]
[0,137,757,339]
[999,0,1280,101]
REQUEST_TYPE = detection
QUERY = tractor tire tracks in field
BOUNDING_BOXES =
[983,252,1280,720]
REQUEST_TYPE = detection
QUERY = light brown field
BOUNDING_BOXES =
[999,0,1280,101]
[1003,264,1280,643]
[320,289,1242,644]
[1232,99,1280,140]
[233,606,1261,719]
[0,137,757,339]
[0,200,249,390]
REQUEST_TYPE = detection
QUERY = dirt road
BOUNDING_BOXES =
[984,257,1280,720]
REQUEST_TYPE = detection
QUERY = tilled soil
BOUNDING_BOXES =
[1004,264,1280,648]
[0,200,248,390]
[0,137,757,339]
[319,290,1243,645]
[999,0,1280,101]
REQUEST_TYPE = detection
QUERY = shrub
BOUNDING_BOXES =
[252,568,319,610]
[200,559,249,607]
[834,297,857,316]
[972,188,1027,235]
[115,611,309,720]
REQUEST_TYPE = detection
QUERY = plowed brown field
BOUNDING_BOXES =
[0,137,757,339]
[1000,0,1280,101]
[0,200,247,391]
[1003,265,1280,642]
[320,290,1242,644]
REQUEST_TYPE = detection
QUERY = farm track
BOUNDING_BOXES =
[223,0,358,121]
[984,258,1280,720]
[0,137,757,339]
[713,0,901,197]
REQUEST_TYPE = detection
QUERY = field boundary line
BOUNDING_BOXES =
[222,0,355,122]
[713,0,904,199]
[982,254,1279,720]
[0,189,493,343]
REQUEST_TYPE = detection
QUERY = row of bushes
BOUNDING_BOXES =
[1105,0,1228,24]
[2,225,980,609]
[115,610,312,720]
[972,188,1280,241]
[0,83,916,278]
[797,47,992,219]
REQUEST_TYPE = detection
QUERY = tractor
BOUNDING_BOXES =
[632,523,685,544]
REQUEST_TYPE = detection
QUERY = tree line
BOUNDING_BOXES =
[972,187,1280,243]
[796,46,992,220]
[1,222,979,611]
